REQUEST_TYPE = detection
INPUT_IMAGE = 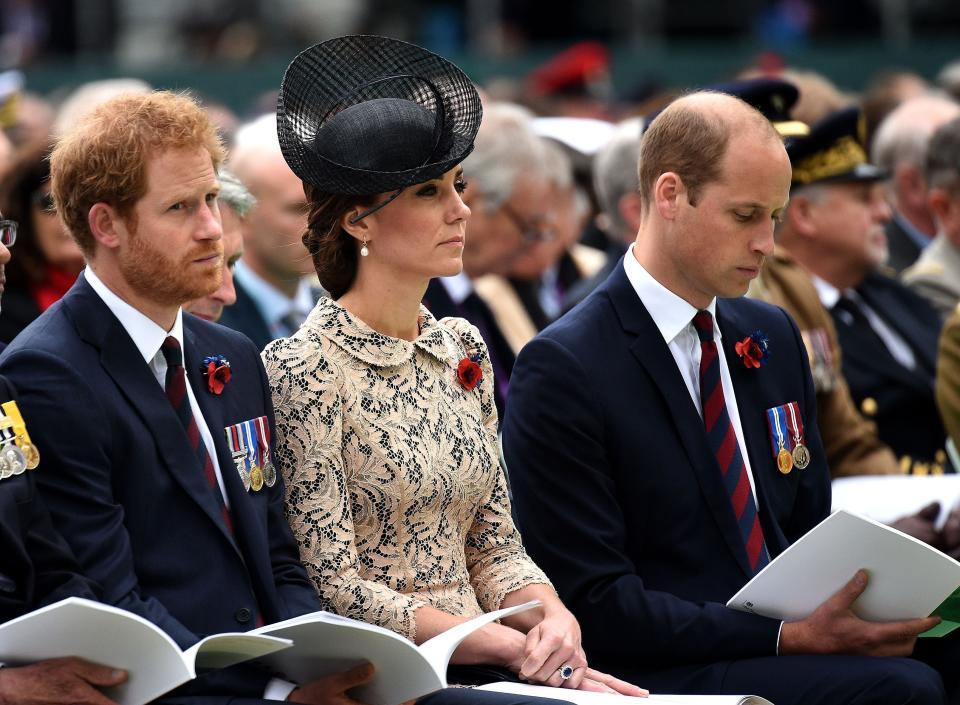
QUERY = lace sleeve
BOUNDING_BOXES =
[262,337,427,639]
[440,317,554,612]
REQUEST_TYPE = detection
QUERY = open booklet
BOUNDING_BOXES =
[726,509,960,637]
[0,597,540,705]
[251,599,541,705]
[478,682,773,705]
[0,597,293,705]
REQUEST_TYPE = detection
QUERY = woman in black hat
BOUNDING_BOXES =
[263,36,644,695]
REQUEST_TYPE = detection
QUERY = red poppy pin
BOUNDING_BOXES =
[735,330,771,369]
[456,355,483,391]
[201,354,232,394]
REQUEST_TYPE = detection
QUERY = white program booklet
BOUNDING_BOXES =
[253,600,541,705]
[726,510,960,625]
[0,597,293,705]
[478,682,773,705]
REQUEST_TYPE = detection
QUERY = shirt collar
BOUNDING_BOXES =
[893,210,934,251]
[438,272,473,305]
[809,274,842,310]
[84,267,183,364]
[621,244,719,344]
[234,259,314,326]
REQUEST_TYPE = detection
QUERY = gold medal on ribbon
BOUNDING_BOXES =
[250,465,264,492]
[777,446,794,474]
[792,443,811,470]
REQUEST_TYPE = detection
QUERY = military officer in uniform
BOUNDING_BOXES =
[776,107,950,475]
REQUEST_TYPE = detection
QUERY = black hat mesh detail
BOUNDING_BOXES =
[278,35,482,196]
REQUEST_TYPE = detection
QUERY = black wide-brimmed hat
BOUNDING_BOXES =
[277,35,482,197]
[787,106,887,187]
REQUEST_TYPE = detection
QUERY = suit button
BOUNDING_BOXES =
[235,607,252,624]
[860,397,878,416]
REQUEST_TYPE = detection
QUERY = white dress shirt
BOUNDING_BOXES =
[811,275,916,371]
[622,245,759,503]
[234,260,315,338]
[439,271,474,304]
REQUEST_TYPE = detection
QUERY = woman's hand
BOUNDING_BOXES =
[576,668,649,697]
[517,606,588,688]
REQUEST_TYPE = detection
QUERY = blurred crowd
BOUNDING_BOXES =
[5,41,960,491]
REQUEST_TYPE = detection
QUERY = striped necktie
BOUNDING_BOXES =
[691,311,770,574]
[160,337,233,532]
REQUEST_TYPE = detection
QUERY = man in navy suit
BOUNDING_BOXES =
[503,92,946,704]
[0,91,378,705]
[0,91,565,705]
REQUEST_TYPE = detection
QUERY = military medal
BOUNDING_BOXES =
[3,445,25,475]
[2,401,40,470]
[785,402,810,470]
[255,416,277,488]
[249,464,264,492]
[766,405,793,474]
[225,424,251,491]
[240,419,263,492]
[0,421,16,479]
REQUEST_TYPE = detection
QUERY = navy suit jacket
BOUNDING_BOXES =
[830,271,947,468]
[502,262,831,691]
[0,374,98,623]
[218,278,275,353]
[0,277,320,700]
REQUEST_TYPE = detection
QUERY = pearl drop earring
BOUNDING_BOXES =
[360,238,369,257]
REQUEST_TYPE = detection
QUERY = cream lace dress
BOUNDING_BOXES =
[262,297,551,640]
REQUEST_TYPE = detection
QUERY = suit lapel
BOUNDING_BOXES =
[856,276,938,379]
[64,279,239,552]
[604,270,754,578]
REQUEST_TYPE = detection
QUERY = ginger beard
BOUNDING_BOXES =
[118,215,223,308]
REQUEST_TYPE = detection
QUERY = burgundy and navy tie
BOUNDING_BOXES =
[691,311,770,574]
[161,336,233,533]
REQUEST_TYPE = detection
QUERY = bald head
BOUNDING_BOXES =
[639,92,781,213]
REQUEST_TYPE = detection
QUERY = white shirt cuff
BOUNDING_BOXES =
[265,677,298,701]
[775,621,784,655]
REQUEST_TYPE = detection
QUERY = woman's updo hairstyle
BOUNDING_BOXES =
[302,185,369,300]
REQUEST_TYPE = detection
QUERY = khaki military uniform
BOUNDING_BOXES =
[937,304,960,451]
[902,234,960,321]
[749,247,901,477]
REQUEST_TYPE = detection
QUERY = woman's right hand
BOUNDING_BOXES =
[575,669,649,697]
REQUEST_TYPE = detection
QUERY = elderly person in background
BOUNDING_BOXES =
[0,143,84,344]
[871,93,960,272]
[777,107,949,475]
[500,138,604,336]
[903,117,960,319]
[220,114,320,351]
[422,102,551,417]
[184,169,253,322]
[563,118,644,313]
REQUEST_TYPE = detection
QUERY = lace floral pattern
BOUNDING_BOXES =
[263,297,551,640]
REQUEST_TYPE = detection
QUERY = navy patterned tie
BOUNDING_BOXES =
[161,337,233,532]
[692,311,770,574]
